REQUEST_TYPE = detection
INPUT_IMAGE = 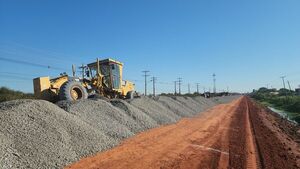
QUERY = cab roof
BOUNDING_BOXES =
[87,58,123,67]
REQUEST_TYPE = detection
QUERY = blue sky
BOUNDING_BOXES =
[0,0,300,93]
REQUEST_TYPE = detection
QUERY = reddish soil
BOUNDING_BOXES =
[65,96,300,169]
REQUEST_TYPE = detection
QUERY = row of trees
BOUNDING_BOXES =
[0,87,34,103]
[253,87,297,96]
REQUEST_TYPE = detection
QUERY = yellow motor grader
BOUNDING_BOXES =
[33,58,135,102]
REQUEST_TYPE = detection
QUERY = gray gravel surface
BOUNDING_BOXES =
[0,100,113,169]
[193,96,217,110]
[66,99,136,139]
[110,99,159,131]
[157,96,195,117]
[174,96,207,114]
[0,95,238,169]
[128,96,181,125]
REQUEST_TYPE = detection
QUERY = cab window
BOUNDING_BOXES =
[111,63,121,89]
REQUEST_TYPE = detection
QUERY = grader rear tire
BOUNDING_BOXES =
[59,81,88,101]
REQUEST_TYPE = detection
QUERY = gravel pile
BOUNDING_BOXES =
[128,96,181,125]
[0,95,238,168]
[110,99,159,131]
[157,96,195,117]
[174,96,207,114]
[0,100,112,169]
[65,99,136,140]
[193,96,217,110]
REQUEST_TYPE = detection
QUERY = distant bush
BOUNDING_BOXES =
[285,97,300,112]
[0,87,35,102]
[251,89,300,123]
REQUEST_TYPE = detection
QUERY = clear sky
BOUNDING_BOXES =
[0,0,300,94]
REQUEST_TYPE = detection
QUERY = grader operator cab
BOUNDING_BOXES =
[33,58,135,102]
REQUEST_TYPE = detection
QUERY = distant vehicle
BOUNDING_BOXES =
[33,58,135,102]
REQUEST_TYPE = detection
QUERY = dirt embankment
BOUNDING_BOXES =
[247,99,300,168]
[0,95,231,169]
[66,96,300,169]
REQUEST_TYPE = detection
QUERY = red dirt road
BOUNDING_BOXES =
[66,96,300,169]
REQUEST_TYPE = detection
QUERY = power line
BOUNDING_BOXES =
[0,56,68,71]
[142,71,150,95]
[0,74,32,81]
[0,42,75,64]
[157,82,172,85]
[0,78,32,82]
[0,71,36,77]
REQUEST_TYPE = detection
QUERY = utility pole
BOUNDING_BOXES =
[280,76,286,89]
[188,83,191,94]
[196,83,200,94]
[174,81,177,95]
[213,73,216,94]
[227,86,229,93]
[280,76,288,102]
[72,64,76,77]
[151,77,157,96]
[287,80,292,91]
[203,87,206,93]
[178,78,182,95]
[142,71,150,96]
[266,84,269,89]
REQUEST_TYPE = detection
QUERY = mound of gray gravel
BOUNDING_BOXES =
[0,99,112,169]
[193,96,217,110]
[157,96,195,117]
[0,95,238,169]
[66,99,137,140]
[174,96,206,114]
[110,99,159,131]
[128,96,181,125]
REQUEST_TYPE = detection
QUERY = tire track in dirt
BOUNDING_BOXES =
[245,99,259,169]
